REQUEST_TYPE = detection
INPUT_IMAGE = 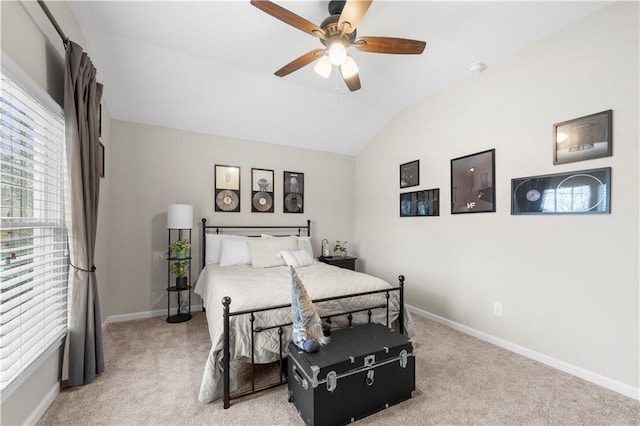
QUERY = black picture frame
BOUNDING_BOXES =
[214,164,241,212]
[283,171,304,214]
[553,109,612,165]
[451,149,496,214]
[400,188,440,217]
[511,167,611,215]
[400,160,419,188]
[251,168,274,213]
[98,142,105,178]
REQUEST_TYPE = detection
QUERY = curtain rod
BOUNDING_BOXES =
[37,0,69,48]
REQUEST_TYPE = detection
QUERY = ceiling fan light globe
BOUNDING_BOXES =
[341,56,359,78]
[328,41,347,65]
[314,56,333,78]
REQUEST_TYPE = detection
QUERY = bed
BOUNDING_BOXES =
[194,219,414,407]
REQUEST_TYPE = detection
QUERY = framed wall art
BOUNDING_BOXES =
[553,109,612,165]
[283,170,304,214]
[451,149,495,214]
[400,160,419,188]
[214,164,240,212]
[251,168,274,213]
[511,167,611,215]
[400,188,439,217]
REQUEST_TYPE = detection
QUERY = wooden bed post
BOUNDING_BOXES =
[398,275,405,335]
[222,296,231,409]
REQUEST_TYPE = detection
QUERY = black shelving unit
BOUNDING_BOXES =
[167,228,192,323]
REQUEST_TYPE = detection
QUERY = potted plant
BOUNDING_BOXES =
[334,240,348,259]
[170,261,189,289]
[169,240,190,259]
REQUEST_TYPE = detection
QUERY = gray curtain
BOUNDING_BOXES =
[62,40,104,387]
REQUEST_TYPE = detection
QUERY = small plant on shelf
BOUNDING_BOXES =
[169,240,191,259]
[170,261,189,288]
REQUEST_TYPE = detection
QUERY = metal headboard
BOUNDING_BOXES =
[200,218,311,270]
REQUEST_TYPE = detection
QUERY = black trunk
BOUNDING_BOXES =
[288,322,415,425]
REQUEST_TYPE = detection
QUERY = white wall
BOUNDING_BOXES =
[107,120,355,317]
[1,1,112,423]
[355,1,639,393]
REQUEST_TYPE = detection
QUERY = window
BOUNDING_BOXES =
[0,57,67,396]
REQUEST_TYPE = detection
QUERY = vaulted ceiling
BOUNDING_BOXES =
[69,1,612,155]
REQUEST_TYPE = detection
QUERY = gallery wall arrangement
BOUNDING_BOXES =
[511,109,613,215]
[214,164,305,214]
[397,109,613,218]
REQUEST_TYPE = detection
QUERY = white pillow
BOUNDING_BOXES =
[219,238,252,266]
[297,236,314,258]
[262,234,314,259]
[280,250,314,268]
[205,234,247,265]
[250,236,299,268]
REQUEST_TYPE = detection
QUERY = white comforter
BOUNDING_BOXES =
[193,261,414,403]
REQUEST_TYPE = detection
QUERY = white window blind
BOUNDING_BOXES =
[0,57,68,395]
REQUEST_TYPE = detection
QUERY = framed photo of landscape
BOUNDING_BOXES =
[553,110,612,165]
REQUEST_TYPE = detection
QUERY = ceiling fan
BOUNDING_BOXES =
[250,0,426,91]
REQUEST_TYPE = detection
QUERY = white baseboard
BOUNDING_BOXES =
[406,304,640,401]
[102,304,203,329]
[25,382,59,426]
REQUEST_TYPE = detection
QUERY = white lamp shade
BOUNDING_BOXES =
[167,204,193,229]
[314,56,332,78]
[328,41,347,66]
[340,56,359,79]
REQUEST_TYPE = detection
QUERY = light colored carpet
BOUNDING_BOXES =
[38,313,639,425]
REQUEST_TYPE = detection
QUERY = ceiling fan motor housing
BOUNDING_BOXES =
[319,14,357,47]
[328,0,346,15]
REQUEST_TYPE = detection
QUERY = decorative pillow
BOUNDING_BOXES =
[280,250,314,268]
[250,236,299,268]
[205,234,247,265]
[262,234,314,258]
[219,238,252,266]
[297,236,314,259]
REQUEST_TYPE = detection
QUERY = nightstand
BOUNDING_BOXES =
[317,256,357,271]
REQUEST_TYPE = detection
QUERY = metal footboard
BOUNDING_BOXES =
[221,275,406,409]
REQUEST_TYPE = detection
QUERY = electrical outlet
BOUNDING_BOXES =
[493,302,503,317]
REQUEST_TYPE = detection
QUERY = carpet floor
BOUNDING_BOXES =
[38,313,639,425]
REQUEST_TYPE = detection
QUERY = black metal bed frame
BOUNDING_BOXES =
[200,219,405,409]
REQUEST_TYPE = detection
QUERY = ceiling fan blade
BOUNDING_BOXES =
[354,36,426,54]
[274,49,325,77]
[341,70,362,92]
[338,0,372,34]
[251,0,325,38]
